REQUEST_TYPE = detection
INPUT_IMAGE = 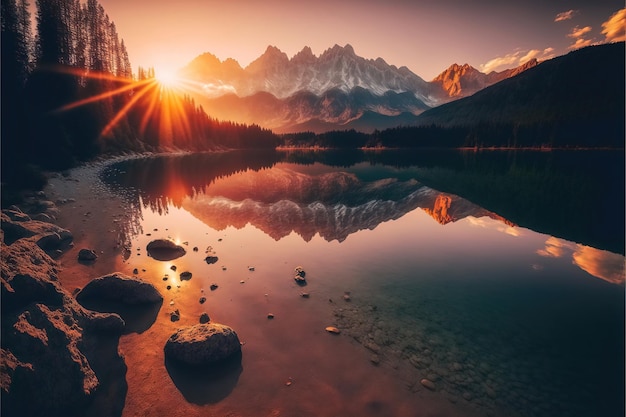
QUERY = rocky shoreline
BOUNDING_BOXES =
[0,191,240,417]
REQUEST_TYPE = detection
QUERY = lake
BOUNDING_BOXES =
[96,149,624,417]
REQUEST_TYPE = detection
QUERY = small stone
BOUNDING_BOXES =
[132,268,139,275]
[170,265,177,271]
[285,378,293,386]
[325,326,340,334]
[248,266,255,271]
[199,312,210,324]
[166,285,171,290]
[199,297,206,304]
[205,256,219,264]
[193,247,199,252]
[180,271,192,280]
[343,294,351,301]
[300,292,310,298]
[370,355,380,365]
[210,284,218,291]
[267,313,274,319]
[420,379,436,391]
[169,301,174,306]
[170,309,180,322]
[240,280,245,284]
[162,276,168,281]
[78,248,98,261]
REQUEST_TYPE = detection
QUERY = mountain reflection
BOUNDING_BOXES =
[101,150,625,283]
[101,152,510,243]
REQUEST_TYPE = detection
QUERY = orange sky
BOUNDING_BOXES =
[98,0,625,79]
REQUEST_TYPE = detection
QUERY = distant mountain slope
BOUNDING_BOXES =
[180,44,537,132]
[180,44,436,104]
[415,42,625,129]
[431,59,538,98]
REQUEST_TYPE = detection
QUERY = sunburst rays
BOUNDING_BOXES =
[49,65,211,144]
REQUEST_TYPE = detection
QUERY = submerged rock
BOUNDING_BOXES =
[204,256,218,265]
[76,272,163,305]
[146,239,186,261]
[78,248,98,261]
[164,323,241,366]
[199,313,210,324]
[325,326,341,334]
[420,378,436,391]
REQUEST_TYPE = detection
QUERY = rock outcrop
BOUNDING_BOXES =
[76,273,163,305]
[164,323,241,366]
[146,239,186,261]
[1,205,127,417]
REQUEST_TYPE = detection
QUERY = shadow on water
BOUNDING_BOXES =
[164,351,243,405]
[77,299,162,335]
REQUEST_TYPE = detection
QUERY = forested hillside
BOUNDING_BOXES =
[1,0,278,196]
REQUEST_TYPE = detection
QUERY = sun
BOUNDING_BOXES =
[155,69,180,87]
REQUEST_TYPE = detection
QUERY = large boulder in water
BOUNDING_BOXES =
[146,239,186,261]
[76,272,163,305]
[164,323,241,365]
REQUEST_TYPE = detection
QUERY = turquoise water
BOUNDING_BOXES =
[101,150,625,417]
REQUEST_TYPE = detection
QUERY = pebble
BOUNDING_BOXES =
[166,285,171,290]
[267,313,275,319]
[210,284,218,291]
[132,268,138,275]
[199,297,206,304]
[248,266,255,271]
[300,292,310,298]
[420,379,436,391]
[199,312,210,324]
[169,301,174,306]
[325,326,341,334]
[370,355,380,365]
[180,271,192,280]
[170,310,180,322]
[170,265,177,271]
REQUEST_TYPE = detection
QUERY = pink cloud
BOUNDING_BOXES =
[555,10,577,22]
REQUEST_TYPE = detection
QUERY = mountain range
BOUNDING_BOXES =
[178,44,538,133]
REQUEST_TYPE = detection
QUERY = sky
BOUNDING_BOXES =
[97,0,625,80]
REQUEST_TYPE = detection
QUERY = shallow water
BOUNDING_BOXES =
[92,150,625,417]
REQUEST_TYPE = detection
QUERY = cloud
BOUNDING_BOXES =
[569,38,594,49]
[573,246,626,285]
[601,8,626,42]
[568,26,592,38]
[202,82,237,97]
[479,47,555,73]
[567,25,594,50]
[536,237,625,285]
[466,216,523,237]
[536,236,574,258]
[555,10,577,22]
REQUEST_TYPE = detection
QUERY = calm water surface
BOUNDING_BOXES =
[101,150,625,417]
